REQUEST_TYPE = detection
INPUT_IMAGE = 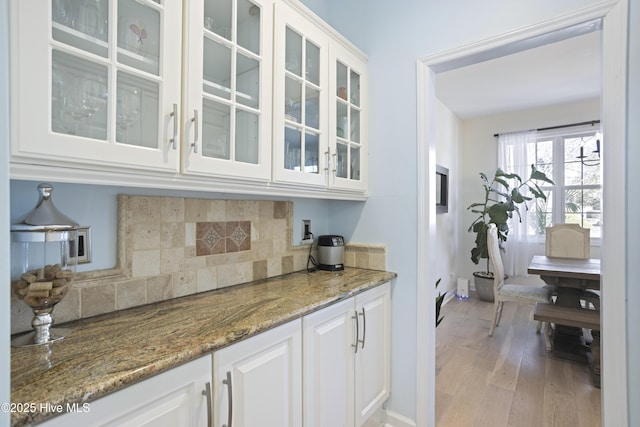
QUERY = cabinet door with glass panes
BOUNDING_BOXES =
[182,0,273,181]
[272,2,329,188]
[10,0,182,173]
[329,42,367,192]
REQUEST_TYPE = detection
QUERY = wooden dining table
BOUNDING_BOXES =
[528,255,601,379]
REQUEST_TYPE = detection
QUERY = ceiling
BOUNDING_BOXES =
[434,31,602,120]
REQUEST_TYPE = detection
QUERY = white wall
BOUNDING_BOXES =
[1,0,10,424]
[626,0,639,421]
[457,98,602,285]
[434,99,461,294]
[318,0,612,423]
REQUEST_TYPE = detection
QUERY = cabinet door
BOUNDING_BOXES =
[39,355,212,427]
[272,2,329,187]
[329,42,368,193]
[303,298,355,427]
[10,0,182,173]
[213,320,302,427]
[354,282,391,426]
[182,0,273,181]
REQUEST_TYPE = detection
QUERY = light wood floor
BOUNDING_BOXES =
[436,293,601,427]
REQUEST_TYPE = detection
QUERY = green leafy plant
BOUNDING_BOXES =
[467,165,554,275]
[435,278,446,327]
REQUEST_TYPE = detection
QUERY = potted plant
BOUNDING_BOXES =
[435,278,446,327]
[467,165,554,301]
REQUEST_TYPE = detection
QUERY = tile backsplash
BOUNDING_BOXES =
[11,195,386,334]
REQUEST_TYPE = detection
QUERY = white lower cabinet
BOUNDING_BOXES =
[303,282,391,427]
[38,284,389,427]
[212,319,302,427]
[38,355,212,427]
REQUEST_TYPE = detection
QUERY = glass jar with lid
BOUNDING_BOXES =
[11,183,79,346]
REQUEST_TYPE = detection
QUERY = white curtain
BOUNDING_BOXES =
[498,129,538,276]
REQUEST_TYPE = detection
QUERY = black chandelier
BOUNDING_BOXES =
[577,132,601,166]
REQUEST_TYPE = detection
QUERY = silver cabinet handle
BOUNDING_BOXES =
[222,371,233,427]
[202,382,212,427]
[169,103,178,150]
[352,310,359,354]
[359,308,366,350]
[332,152,337,177]
[324,148,330,174]
[191,110,199,154]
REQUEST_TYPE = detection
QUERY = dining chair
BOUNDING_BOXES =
[545,223,600,310]
[487,223,552,336]
[545,223,590,259]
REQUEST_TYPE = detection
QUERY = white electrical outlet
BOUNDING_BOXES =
[301,220,313,244]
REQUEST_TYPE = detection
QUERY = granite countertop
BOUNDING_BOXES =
[11,267,396,426]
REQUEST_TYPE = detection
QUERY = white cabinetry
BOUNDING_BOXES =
[273,0,368,195]
[181,0,273,181]
[38,355,212,427]
[10,0,183,173]
[303,282,390,427]
[10,0,367,199]
[212,319,302,427]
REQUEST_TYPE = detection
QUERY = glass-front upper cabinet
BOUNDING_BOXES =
[10,0,183,172]
[182,0,273,181]
[329,42,367,192]
[273,2,329,188]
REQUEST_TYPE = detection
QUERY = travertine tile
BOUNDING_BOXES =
[161,222,185,249]
[132,250,161,277]
[117,279,147,310]
[82,284,116,318]
[131,196,162,224]
[274,201,288,219]
[253,260,268,281]
[133,223,161,250]
[160,247,185,274]
[173,270,197,297]
[146,274,173,303]
[218,261,252,288]
[161,197,185,223]
[51,287,80,325]
[281,256,294,274]
[226,200,260,221]
[196,267,218,292]
[11,195,388,336]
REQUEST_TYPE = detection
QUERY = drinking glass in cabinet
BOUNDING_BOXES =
[350,70,360,106]
[304,132,319,173]
[116,85,141,140]
[235,110,259,164]
[336,143,348,178]
[351,146,361,180]
[202,100,231,160]
[51,52,108,139]
[284,127,302,171]
[204,0,232,40]
[237,0,261,55]
[305,86,320,130]
[285,28,302,76]
[285,77,302,123]
[336,102,348,138]
[116,72,160,148]
[350,108,360,142]
[336,62,347,100]
[52,0,73,26]
[72,0,108,41]
[305,41,320,86]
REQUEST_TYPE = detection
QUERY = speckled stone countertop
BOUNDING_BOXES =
[11,268,396,426]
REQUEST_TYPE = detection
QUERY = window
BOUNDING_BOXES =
[526,129,602,238]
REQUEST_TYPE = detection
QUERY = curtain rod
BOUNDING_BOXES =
[493,120,600,138]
